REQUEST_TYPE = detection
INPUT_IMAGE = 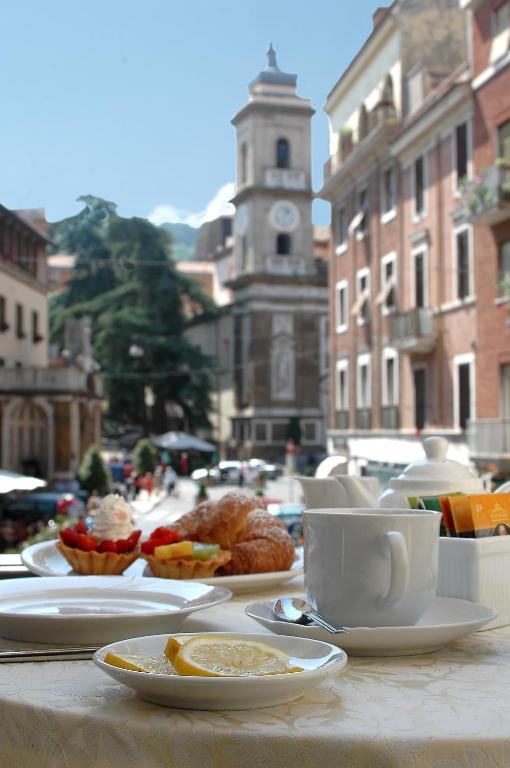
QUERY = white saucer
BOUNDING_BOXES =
[21,541,304,595]
[245,596,497,656]
[0,576,231,645]
[94,632,347,710]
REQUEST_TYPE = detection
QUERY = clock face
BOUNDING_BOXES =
[236,204,249,235]
[269,200,300,233]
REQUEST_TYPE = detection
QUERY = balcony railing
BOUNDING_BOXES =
[264,168,307,191]
[356,408,372,430]
[381,405,400,430]
[389,308,436,354]
[335,410,349,430]
[462,164,510,225]
[264,255,312,276]
[467,418,510,458]
[0,366,94,393]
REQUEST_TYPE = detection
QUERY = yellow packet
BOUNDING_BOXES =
[471,494,510,538]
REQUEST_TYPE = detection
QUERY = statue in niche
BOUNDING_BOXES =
[271,314,295,401]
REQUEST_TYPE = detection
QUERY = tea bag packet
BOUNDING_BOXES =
[449,496,476,538]
[438,496,457,537]
[470,494,510,538]
[417,493,462,537]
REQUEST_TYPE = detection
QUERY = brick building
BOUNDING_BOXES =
[461,0,510,474]
[0,207,102,484]
[320,0,482,473]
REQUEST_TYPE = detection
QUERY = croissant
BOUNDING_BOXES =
[173,492,295,575]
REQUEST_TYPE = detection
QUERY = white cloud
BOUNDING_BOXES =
[148,182,235,228]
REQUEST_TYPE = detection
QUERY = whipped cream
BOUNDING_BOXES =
[92,494,133,541]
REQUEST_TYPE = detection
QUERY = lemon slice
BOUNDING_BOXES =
[172,636,303,677]
[164,634,190,661]
[104,651,176,675]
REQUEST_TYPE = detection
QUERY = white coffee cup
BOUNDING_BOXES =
[303,507,440,628]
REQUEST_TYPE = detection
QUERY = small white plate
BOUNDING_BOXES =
[0,576,231,645]
[94,632,347,710]
[245,596,498,656]
[21,541,304,594]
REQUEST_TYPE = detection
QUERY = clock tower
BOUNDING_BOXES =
[229,46,328,462]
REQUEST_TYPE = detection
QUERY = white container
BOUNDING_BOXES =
[438,536,510,629]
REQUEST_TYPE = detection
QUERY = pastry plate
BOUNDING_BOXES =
[0,576,231,645]
[94,631,347,710]
[245,596,498,656]
[21,541,304,594]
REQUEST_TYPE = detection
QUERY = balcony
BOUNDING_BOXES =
[467,419,510,459]
[264,168,307,191]
[356,408,372,430]
[381,405,400,430]
[321,104,398,199]
[335,410,349,430]
[389,308,436,354]
[462,164,510,225]
[264,255,312,277]
[0,366,96,394]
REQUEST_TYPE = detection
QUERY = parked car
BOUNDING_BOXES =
[0,492,85,551]
[190,467,221,484]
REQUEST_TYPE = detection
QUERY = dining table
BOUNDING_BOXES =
[0,570,509,768]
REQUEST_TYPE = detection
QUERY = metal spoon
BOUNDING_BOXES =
[273,597,347,634]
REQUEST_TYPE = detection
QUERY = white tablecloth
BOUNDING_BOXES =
[1,577,509,768]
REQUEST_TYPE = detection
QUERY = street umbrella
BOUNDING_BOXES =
[0,470,47,495]
[151,432,216,453]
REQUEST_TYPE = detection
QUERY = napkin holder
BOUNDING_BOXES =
[438,536,510,630]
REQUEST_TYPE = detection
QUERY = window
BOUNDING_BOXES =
[382,348,399,406]
[352,269,370,325]
[0,296,7,331]
[413,155,426,218]
[499,241,510,297]
[381,166,396,219]
[413,367,427,431]
[336,359,349,411]
[31,310,42,343]
[407,66,424,114]
[15,303,25,339]
[240,142,248,184]
[454,122,469,189]
[276,233,291,255]
[240,236,248,271]
[358,189,368,238]
[377,252,397,314]
[336,206,347,251]
[499,120,510,164]
[302,421,317,443]
[276,138,290,169]
[335,280,348,333]
[412,246,428,308]
[271,422,287,443]
[454,354,475,430]
[455,227,473,300]
[254,422,268,443]
[358,104,369,140]
[357,353,372,409]
[319,315,329,374]
[490,3,510,64]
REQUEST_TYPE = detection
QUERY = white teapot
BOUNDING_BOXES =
[379,436,484,508]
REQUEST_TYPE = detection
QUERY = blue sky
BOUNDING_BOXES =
[1,0,380,226]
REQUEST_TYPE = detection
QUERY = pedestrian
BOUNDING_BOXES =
[179,452,190,476]
[144,472,154,498]
[163,465,177,495]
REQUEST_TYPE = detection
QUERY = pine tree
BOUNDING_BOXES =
[133,439,157,475]
[78,444,110,495]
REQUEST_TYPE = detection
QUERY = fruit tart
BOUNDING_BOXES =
[141,526,231,579]
[57,494,141,575]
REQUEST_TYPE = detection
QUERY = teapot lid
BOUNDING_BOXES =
[393,437,477,483]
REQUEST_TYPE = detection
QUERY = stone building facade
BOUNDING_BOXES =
[0,207,102,484]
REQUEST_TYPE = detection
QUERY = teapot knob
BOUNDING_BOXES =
[423,436,448,462]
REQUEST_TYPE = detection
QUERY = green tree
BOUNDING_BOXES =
[133,439,157,474]
[50,197,217,434]
[78,444,110,495]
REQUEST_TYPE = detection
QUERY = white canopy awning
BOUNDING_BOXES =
[0,470,47,495]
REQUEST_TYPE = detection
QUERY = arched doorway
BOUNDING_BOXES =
[9,401,48,478]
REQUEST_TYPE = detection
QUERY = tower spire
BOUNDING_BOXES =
[267,42,279,70]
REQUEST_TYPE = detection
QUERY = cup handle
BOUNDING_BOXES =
[382,531,409,604]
